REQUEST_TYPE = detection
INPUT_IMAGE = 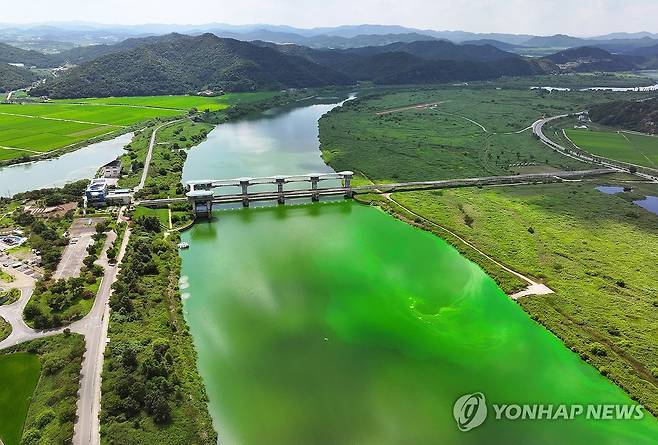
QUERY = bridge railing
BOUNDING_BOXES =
[187,171,353,191]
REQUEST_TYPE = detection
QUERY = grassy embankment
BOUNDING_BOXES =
[100,219,216,444]
[319,86,658,415]
[0,333,85,445]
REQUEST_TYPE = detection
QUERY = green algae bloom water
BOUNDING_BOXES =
[180,99,658,444]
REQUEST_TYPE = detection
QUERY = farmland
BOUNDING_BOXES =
[0,352,40,445]
[53,91,278,111]
[0,92,281,163]
[0,102,180,162]
[566,129,658,168]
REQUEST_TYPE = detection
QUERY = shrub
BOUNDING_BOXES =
[589,342,607,357]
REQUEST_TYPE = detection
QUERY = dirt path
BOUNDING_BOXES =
[446,113,488,132]
[0,145,42,154]
[376,101,445,115]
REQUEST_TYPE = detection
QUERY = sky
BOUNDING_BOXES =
[2,0,656,36]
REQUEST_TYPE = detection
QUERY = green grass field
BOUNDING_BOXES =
[133,206,170,228]
[566,129,658,168]
[54,92,277,112]
[0,353,41,445]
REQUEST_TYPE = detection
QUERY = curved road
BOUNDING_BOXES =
[532,114,658,181]
[0,223,131,445]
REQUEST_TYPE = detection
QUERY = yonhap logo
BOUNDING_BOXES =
[453,392,487,431]
[452,391,645,432]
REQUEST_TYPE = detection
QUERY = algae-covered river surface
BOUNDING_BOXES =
[179,99,658,444]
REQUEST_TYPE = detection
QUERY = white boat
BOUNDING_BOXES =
[177,242,190,249]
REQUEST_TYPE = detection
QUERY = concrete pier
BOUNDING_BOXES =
[185,171,355,215]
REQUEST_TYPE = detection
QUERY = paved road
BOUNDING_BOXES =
[72,228,130,445]
[532,114,658,181]
[135,120,182,193]
[0,220,132,445]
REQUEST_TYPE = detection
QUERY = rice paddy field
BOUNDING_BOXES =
[53,91,278,111]
[565,129,658,168]
[0,92,278,162]
[0,353,40,445]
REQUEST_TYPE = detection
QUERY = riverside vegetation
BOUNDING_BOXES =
[319,85,658,415]
[101,217,216,444]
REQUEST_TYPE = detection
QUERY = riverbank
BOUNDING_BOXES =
[318,87,658,416]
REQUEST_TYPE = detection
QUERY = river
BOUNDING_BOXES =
[0,132,131,197]
[179,99,658,444]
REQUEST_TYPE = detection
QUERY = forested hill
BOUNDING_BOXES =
[32,33,353,98]
[544,46,640,72]
[27,33,658,98]
[590,98,658,134]
[0,64,38,92]
[255,39,554,85]
[0,42,55,68]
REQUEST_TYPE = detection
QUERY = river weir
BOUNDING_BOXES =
[178,98,658,443]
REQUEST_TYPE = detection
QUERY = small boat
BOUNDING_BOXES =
[177,242,190,249]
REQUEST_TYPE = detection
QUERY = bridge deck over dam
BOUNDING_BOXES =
[137,168,616,217]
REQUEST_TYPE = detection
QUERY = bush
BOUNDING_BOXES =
[589,342,607,357]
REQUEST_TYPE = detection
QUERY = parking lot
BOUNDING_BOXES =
[0,252,42,281]
[53,217,106,279]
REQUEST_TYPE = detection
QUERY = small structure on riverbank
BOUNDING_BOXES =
[100,159,122,179]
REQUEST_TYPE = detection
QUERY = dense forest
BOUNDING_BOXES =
[31,34,352,98]
[590,97,658,134]
[0,42,54,67]
[0,63,38,91]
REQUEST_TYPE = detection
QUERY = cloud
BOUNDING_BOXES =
[3,0,657,36]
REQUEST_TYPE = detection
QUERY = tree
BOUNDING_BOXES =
[137,216,162,233]
[96,221,109,234]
